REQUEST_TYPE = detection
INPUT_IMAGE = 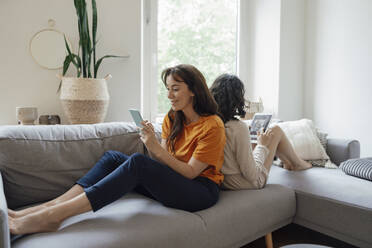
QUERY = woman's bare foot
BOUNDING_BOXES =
[8,209,18,218]
[280,156,295,170]
[282,158,312,171]
[9,209,61,235]
[283,160,312,171]
[8,204,48,219]
[283,161,295,170]
[295,160,312,170]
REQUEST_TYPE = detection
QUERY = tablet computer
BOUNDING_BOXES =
[250,114,272,143]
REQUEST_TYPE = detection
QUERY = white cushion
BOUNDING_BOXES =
[276,119,336,168]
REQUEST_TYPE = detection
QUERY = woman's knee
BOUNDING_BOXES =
[104,150,120,158]
[103,150,128,165]
[269,125,283,139]
[125,153,147,170]
[122,153,156,178]
[126,153,166,177]
[265,126,283,152]
[130,152,146,163]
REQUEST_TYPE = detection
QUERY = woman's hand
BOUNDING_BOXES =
[139,120,160,152]
[257,128,273,147]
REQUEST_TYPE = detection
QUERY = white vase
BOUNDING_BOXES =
[16,107,38,125]
[59,75,111,124]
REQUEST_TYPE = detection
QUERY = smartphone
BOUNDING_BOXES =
[129,109,144,128]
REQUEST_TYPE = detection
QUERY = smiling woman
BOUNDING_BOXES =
[8,64,226,236]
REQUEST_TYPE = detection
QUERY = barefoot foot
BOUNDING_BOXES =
[293,160,312,170]
[8,204,48,219]
[282,160,312,171]
[9,209,61,235]
[8,209,18,218]
[283,162,294,170]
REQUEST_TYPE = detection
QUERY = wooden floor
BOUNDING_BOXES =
[242,224,358,248]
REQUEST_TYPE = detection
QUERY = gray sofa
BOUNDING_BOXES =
[0,123,368,248]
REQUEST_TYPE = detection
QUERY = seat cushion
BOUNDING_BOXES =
[197,184,296,248]
[13,185,295,248]
[12,193,208,248]
[268,166,372,248]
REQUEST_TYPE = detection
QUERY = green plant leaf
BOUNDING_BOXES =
[74,0,89,77]
[73,54,82,76]
[92,0,98,77]
[74,0,85,47]
[64,36,81,74]
[64,36,73,58]
[63,55,72,76]
[58,55,73,93]
[82,0,92,77]
[88,47,95,78]
[67,0,124,79]
[59,53,82,93]
[94,55,126,78]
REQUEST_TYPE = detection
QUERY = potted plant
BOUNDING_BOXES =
[59,0,127,124]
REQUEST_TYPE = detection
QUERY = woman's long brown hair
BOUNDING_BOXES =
[161,64,218,153]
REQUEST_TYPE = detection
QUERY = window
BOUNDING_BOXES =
[142,0,239,120]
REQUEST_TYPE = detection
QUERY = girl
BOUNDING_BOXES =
[210,74,311,190]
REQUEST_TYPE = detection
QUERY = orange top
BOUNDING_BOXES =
[161,114,226,184]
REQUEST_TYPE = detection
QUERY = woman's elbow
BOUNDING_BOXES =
[185,172,198,180]
[186,168,199,180]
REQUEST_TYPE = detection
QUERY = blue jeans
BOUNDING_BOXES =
[76,151,219,212]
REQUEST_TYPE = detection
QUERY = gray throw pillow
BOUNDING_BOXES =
[305,129,328,167]
[316,129,328,151]
[340,158,372,181]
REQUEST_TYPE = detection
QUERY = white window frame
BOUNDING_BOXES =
[141,0,158,122]
[142,0,248,121]
[237,0,249,85]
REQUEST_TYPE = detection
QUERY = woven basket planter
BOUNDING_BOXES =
[60,75,111,124]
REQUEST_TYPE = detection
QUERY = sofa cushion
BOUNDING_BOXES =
[0,123,144,209]
[12,186,296,248]
[340,158,372,181]
[276,129,330,168]
[12,193,208,248]
[267,166,372,248]
[276,119,337,168]
[197,184,296,248]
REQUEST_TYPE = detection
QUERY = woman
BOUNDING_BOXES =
[9,64,226,235]
[210,74,311,190]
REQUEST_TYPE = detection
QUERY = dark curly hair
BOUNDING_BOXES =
[210,74,246,123]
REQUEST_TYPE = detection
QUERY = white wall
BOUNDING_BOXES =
[240,0,304,121]
[0,0,141,125]
[278,0,305,121]
[240,0,281,116]
[304,0,372,157]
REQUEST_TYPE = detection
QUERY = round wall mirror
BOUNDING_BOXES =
[30,20,71,70]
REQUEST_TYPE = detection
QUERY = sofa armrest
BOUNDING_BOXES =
[0,172,10,248]
[327,139,360,166]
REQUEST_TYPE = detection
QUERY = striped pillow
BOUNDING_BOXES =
[340,158,372,181]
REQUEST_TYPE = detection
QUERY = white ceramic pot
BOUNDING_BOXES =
[59,75,111,124]
[16,107,38,125]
